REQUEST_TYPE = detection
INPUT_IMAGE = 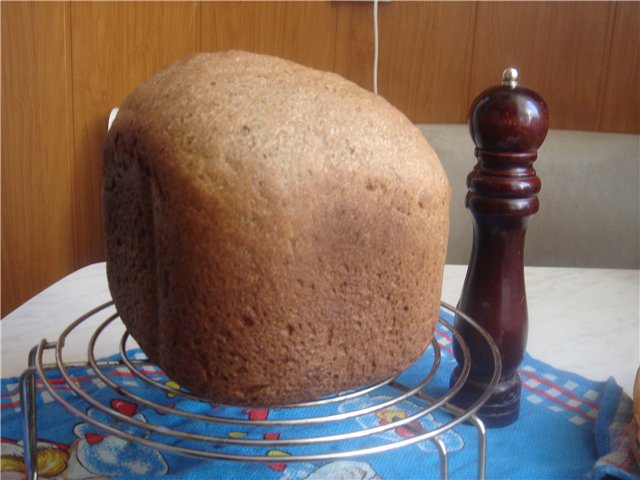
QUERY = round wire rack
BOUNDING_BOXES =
[19,301,501,480]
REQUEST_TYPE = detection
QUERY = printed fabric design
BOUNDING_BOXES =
[1,308,637,479]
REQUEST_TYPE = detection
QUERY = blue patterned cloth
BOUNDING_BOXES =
[1,309,638,479]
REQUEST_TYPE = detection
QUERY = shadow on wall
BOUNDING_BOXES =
[420,124,640,269]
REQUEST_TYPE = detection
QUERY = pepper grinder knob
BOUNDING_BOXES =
[502,67,518,87]
[470,67,549,152]
[450,68,549,427]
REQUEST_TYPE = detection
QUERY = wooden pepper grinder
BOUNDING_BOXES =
[451,68,549,427]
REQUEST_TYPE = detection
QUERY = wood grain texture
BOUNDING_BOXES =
[1,2,75,317]
[378,2,477,123]
[469,1,612,130]
[599,2,640,133]
[334,1,374,91]
[69,1,200,268]
[2,1,639,316]
[201,1,337,72]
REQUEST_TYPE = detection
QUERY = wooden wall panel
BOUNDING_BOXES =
[201,1,337,72]
[378,2,476,123]
[1,2,75,317]
[334,2,375,91]
[69,1,200,268]
[469,2,613,131]
[599,2,640,133]
[2,1,639,316]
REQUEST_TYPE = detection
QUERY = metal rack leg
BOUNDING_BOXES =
[19,341,57,480]
[19,346,40,480]
[430,436,449,480]
[467,416,487,480]
[408,388,488,480]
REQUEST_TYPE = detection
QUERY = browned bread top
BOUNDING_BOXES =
[103,51,450,405]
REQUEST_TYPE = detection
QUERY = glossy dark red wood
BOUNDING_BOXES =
[469,86,549,152]
[451,70,549,427]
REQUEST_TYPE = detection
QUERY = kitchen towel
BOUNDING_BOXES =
[2,309,637,480]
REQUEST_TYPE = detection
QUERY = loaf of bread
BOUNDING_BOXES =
[631,367,640,466]
[103,51,450,406]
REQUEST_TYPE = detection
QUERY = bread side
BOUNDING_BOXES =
[103,51,450,405]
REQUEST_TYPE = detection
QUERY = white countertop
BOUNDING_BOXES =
[2,263,638,395]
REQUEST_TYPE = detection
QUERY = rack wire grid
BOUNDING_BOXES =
[19,300,501,480]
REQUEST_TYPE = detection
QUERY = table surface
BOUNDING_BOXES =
[2,263,638,395]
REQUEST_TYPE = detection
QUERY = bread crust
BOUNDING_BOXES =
[103,51,450,405]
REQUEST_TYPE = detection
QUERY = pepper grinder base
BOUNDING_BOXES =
[449,367,521,428]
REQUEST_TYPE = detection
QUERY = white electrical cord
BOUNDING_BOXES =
[373,0,379,95]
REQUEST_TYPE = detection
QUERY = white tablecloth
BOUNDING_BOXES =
[2,263,638,395]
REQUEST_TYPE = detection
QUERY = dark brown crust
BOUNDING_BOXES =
[102,51,450,406]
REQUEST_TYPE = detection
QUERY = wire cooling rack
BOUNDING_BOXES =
[19,301,501,480]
